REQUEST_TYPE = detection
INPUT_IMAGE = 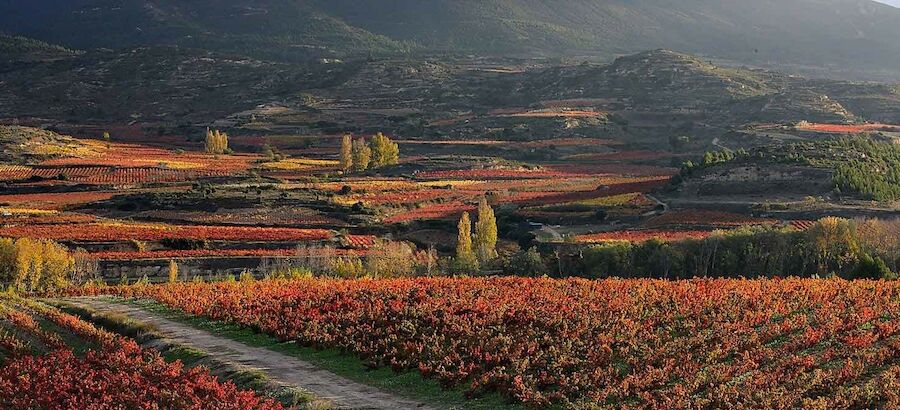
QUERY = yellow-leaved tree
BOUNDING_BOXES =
[0,238,73,292]
[351,137,371,173]
[369,132,399,168]
[474,196,498,262]
[340,134,353,172]
[455,212,478,273]
[204,128,229,154]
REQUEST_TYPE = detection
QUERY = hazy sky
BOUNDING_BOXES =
[877,0,900,7]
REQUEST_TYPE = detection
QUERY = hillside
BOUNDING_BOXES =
[668,137,900,213]
[0,1,410,62]
[0,125,102,163]
[0,46,363,122]
[0,34,79,71]
[501,50,859,124]
[3,47,898,128]
[4,0,900,80]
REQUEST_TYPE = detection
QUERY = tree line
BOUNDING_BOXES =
[0,238,82,292]
[555,217,899,280]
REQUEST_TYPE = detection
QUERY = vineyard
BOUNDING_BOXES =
[0,165,234,184]
[79,277,900,409]
[796,123,900,134]
[0,222,332,242]
[0,295,283,409]
[575,229,713,243]
[0,140,260,185]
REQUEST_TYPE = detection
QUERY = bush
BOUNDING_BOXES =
[160,238,209,250]
[849,254,894,280]
[504,247,547,277]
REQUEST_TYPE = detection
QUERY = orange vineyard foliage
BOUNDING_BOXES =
[80,278,900,409]
[797,123,900,134]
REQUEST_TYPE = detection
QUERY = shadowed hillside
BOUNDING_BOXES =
[3,0,900,79]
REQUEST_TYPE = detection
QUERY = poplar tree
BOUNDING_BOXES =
[205,128,229,154]
[455,212,478,272]
[340,134,353,172]
[351,137,371,172]
[474,196,498,262]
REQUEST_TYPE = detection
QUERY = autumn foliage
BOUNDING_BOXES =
[0,297,283,409]
[0,343,283,410]
[83,277,900,409]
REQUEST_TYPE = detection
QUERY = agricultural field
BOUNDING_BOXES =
[66,277,900,409]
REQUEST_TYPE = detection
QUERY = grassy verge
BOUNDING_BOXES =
[113,297,522,410]
[51,300,324,409]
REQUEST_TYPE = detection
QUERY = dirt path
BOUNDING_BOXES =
[63,298,435,410]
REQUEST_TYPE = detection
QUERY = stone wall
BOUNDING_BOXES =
[97,256,285,284]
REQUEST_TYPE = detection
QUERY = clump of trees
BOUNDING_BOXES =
[453,198,498,273]
[831,138,900,201]
[342,132,400,173]
[0,238,74,292]
[571,217,899,280]
[204,128,229,154]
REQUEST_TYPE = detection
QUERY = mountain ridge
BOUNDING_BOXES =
[3,0,900,80]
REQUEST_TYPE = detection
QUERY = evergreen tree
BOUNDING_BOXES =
[340,134,353,172]
[474,196,498,262]
[455,212,478,272]
[351,137,371,172]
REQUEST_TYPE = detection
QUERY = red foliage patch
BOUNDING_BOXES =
[77,278,900,408]
[0,166,233,185]
[0,342,283,409]
[0,191,120,209]
[343,235,378,249]
[797,123,900,134]
[790,220,817,231]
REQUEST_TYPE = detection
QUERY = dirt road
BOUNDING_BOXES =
[63,298,435,410]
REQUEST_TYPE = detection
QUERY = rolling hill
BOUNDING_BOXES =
[2,46,898,126]
[2,1,900,80]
